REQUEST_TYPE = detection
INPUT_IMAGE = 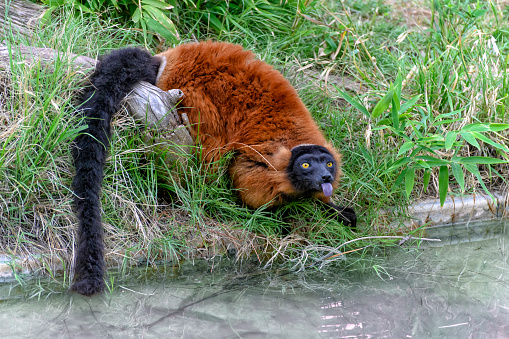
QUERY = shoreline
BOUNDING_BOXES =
[2,190,508,282]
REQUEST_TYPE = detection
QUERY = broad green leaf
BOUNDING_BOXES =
[398,94,421,114]
[384,156,412,173]
[423,159,451,167]
[146,18,178,43]
[140,17,147,43]
[376,117,412,128]
[422,169,431,193]
[415,155,450,167]
[372,90,394,119]
[463,163,493,199]
[144,5,179,38]
[142,0,173,9]
[334,87,370,118]
[471,9,487,17]
[416,135,443,142]
[208,13,225,32]
[74,2,94,13]
[489,123,509,132]
[453,156,507,165]
[415,160,431,169]
[445,131,458,150]
[40,7,56,26]
[460,131,480,149]
[431,118,462,126]
[58,125,88,143]
[395,168,407,187]
[471,131,509,152]
[450,162,465,192]
[461,123,490,132]
[415,155,444,162]
[133,7,142,23]
[409,121,424,139]
[405,167,415,198]
[438,165,449,206]
[435,108,465,119]
[393,89,401,112]
[372,125,395,131]
[409,144,424,157]
[397,141,414,156]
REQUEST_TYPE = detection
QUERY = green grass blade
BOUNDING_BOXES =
[397,141,414,156]
[471,131,509,152]
[334,86,370,118]
[438,165,449,206]
[460,131,480,150]
[445,131,458,150]
[422,169,431,193]
[450,162,465,193]
[398,94,421,115]
[371,90,394,119]
[404,167,415,198]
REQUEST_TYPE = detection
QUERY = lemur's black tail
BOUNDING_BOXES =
[71,48,160,296]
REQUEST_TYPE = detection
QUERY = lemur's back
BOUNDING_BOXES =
[156,41,330,163]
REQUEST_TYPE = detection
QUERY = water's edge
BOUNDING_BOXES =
[2,190,508,281]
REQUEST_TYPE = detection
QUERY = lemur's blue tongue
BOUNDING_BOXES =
[321,183,333,197]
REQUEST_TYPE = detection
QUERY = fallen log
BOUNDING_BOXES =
[0,44,97,71]
[0,0,45,38]
[0,42,193,169]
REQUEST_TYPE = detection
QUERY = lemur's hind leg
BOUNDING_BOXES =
[228,152,295,209]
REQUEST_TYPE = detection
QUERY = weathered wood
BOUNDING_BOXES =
[0,44,97,71]
[0,0,46,37]
[124,82,194,168]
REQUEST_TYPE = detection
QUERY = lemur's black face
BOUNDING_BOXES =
[287,145,337,196]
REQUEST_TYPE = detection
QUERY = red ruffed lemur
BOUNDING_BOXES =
[71,42,356,296]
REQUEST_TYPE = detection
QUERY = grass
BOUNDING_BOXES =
[1,0,508,289]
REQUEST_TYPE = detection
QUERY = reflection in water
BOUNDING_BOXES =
[316,220,509,338]
[0,220,507,338]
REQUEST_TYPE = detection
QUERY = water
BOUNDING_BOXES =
[0,220,508,338]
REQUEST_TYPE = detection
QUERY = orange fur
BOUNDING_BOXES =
[156,42,342,208]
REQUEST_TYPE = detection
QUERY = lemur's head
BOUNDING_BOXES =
[286,144,338,197]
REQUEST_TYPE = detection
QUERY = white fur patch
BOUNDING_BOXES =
[155,56,167,83]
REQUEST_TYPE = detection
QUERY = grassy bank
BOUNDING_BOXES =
[1,0,508,288]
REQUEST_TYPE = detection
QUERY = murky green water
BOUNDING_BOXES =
[1,220,508,338]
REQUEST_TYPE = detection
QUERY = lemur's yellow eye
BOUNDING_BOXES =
[302,163,310,169]
[327,162,333,167]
